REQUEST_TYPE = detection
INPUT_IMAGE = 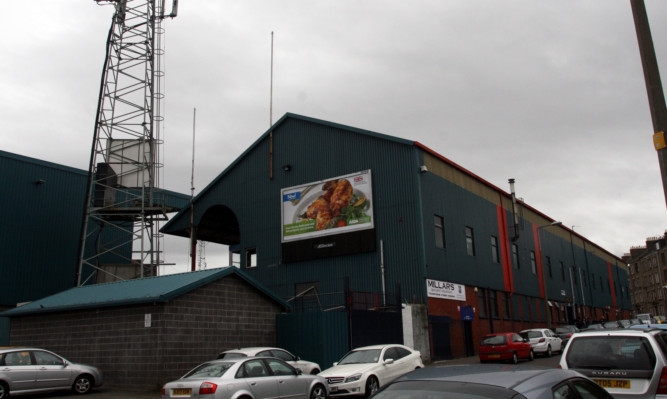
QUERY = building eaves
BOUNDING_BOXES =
[0,267,290,317]
[161,112,414,235]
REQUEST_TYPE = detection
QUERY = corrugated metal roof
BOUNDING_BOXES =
[0,267,290,317]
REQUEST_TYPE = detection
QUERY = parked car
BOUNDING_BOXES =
[559,328,667,398]
[318,344,423,397]
[217,347,321,374]
[620,319,635,328]
[603,320,624,329]
[580,323,605,331]
[636,313,655,324]
[161,356,328,399]
[655,315,667,324]
[370,364,613,399]
[519,328,563,357]
[553,325,579,345]
[0,347,103,398]
[479,332,534,364]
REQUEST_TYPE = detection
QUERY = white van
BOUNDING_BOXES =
[637,313,654,324]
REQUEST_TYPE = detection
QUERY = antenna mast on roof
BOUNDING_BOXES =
[77,0,179,285]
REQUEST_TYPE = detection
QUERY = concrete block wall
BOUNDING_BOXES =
[9,274,284,390]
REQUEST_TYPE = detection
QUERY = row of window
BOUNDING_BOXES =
[434,214,625,297]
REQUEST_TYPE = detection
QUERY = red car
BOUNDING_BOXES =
[479,332,534,364]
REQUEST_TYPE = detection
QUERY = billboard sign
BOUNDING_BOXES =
[281,170,373,243]
[426,279,467,301]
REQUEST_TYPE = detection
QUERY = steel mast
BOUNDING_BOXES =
[77,0,177,285]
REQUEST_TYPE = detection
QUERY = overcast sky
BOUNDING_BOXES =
[2,1,666,273]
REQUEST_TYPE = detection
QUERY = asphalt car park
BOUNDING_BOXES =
[18,354,561,399]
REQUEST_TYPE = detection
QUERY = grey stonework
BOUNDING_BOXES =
[8,274,284,390]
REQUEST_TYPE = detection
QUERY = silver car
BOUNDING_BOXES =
[162,356,329,399]
[371,364,613,399]
[0,347,103,398]
[218,347,321,374]
[559,329,667,398]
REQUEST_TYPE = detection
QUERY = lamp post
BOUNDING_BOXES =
[537,221,562,328]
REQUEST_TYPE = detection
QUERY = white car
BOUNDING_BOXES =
[217,347,321,374]
[318,344,423,397]
[520,328,563,357]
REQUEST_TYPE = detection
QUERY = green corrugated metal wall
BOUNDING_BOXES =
[276,311,349,369]
[184,116,428,306]
[0,151,136,307]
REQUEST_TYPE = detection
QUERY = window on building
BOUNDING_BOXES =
[560,261,565,281]
[600,276,604,292]
[489,290,499,318]
[465,226,475,256]
[502,292,511,319]
[515,296,523,321]
[434,215,445,248]
[230,247,241,268]
[571,266,577,285]
[246,247,257,268]
[512,244,520,269]
[477,288,487,318]
[491,236,499,263]
[530,251,537,274]
[546,256,552,278]
[579,269,588,288]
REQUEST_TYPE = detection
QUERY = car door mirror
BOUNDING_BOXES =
[333,362,338,367]
[523,338,530,343]
[295,368,303,375]
[384,359,395,365]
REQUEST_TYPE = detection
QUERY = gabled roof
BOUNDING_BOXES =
[0,267,290,317]
[161,113,414,234]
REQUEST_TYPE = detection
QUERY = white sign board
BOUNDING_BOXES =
[281,170,374,243]
[426,279,467,301]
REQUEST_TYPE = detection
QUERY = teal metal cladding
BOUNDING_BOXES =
[0,151,147,306]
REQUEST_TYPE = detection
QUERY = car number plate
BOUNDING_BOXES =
[488,354,500,358]
[171,388,192,395]
[593,379,631,389]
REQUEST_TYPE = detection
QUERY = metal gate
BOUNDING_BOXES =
[277,311,349,369]
[277,309,404,368]
[349,309,403,348]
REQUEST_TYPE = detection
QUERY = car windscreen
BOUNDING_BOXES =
[184,362,234,378]
[218,352,247,360]
[481,335,507,346]
[372,380,521,399]
[565,336,656,370]
[338,349,382,364]
[555,328,570,334]
[525,331,542,339]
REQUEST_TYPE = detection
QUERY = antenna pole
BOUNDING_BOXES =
[190,108,196,271]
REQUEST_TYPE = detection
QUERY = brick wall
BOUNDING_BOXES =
[9,274,284,390]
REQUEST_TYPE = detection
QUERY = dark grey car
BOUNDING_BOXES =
[370,364,612,399]
[0,347,103,398]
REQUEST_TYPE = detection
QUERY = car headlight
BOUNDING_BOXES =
[345,373,362,383]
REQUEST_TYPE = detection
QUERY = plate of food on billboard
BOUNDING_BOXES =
[282,170,373,242]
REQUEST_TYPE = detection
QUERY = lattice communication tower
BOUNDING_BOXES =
[77,0,178,285]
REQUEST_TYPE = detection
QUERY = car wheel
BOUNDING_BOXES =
[528,350,535,361]
[365,376,379,398]
[310,368,320,375]
[310,384,327,399]
[72,374,93,394]
[511,352,518,364]
[0,381,7,399]
[546,345,552,357]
